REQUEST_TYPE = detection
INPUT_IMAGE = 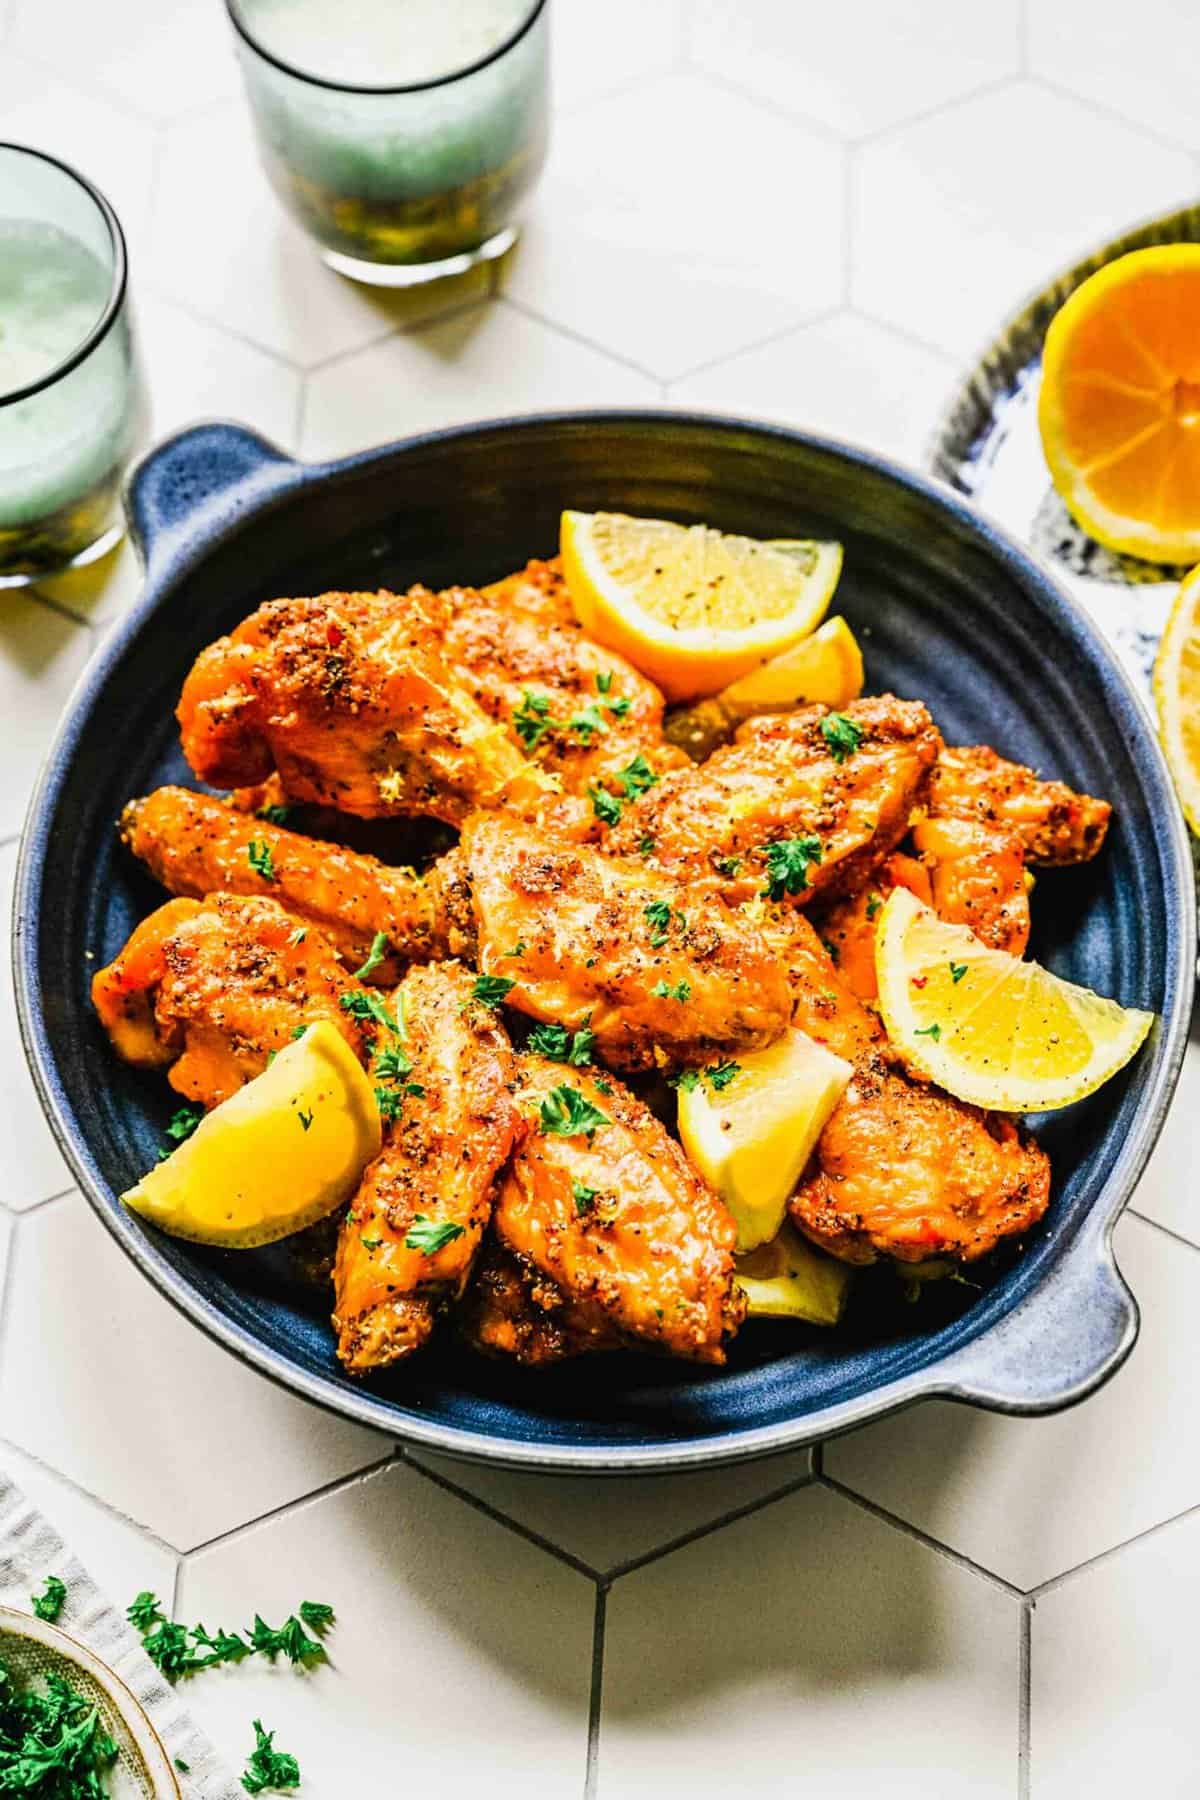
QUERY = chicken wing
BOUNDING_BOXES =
[91,893,369,1107]
[457,1236,620,1366]
[332,962,520,1373]
[760,910,1051,1264]
[494,1056,744,1363]
[811,851,932,1003]
[121,786,445,979]
[927,744,1111,866]
[458,812,793,1070]
[908,813,1030,955]
[609,696,941,903]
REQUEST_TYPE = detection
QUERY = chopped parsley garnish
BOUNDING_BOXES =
[175,1759,191,1774]
[299,1601,335,1631]
[714,855,742,878]
[250,1615,326,1664]
[291,1024,308,1040]
[158,1103,203,1162]
[471,974,516,1009]
[949,961,968,984]
[374,1045,413,1081]
[638,834,656,857]
[247,838,276,882]
[340,989,401,1041]
[571,1178,600,1214]
[526,1019,595,1066]
[0,1655,118,1792]
[352,932,390,981]
[501,941,526,959]
[126,1592,332,1683]
[615,753,659,799]
[820,712,865,763]
[914,1022,942,1041]
[593,1076,613,1095]
[374,1086,403,1123]
[865,892,883,920]
[668,1069,700,1093]
[761,834,822,900]
[539,1084,610,1139]
[242,1719,301,1795]
[297,1108,313,1132]
[821,936,840,964]
[567,701,608,744]
[644,899,673,946]
[651,978,691,1001]
[287,926,307,947]
[705,1060,741,1091]
[588,783,623,826]
[31,1575,66,1623]
[405,1215,466,1256]
[258,803,293,827]
[360,1236,383,1251]
[595,671,613,694]
[606,695,632,718]
[513,689,556,749]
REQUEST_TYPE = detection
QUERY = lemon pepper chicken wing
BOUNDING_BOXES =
[91,893,369,1108]
[609,696,941,903]
[121,786,444,980]
[332,962,520,1373]
[494,1057,744,1363]
[766,911,1051,1264]
[927,743,1111,866]
[457,1236,620,1366]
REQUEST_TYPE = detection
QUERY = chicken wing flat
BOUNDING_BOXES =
[609,696,941,903]
[927,744,1111,866]
[122,786,445,979]
[457,1236,620,1366]
[332,962,520,1373]
[494,1056,744,1363]
[92,893,369,1107]
[761,910,1051,1264]
[908,813,1030,955]
[811,851,932,1003]
[178,588,560,828]
[459,811,793,1070]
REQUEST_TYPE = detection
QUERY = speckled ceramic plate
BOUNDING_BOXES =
[927,203,1200,703]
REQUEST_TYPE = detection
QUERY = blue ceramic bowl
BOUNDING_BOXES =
[13,414,1196,1472]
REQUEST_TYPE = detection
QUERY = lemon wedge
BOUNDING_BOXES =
[665,615,864,759]
[677,1029,852,1251]
[1154,562,1200,835]
[736,1222,854,1326]
[561,509,843,701]
[874,887,1154,1112]
[1038,245,1200,564]
[123,1021,382,1248]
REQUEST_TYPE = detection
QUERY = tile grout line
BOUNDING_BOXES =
[403,1456,599,1581]
[583,1582,607,1800]
[665,303,844,388]
[1026,72,1198,160]
[844,302,960,368]
[183,1449,398,1562]
[496,292,664,384]
[850,71,1020,150]
[0,1428,183,1564]
[821,1475,1025,1598]
[0,1185,79,1219]
[1018,1598,1032,1800]
[1028,1492,1200,1602]
[299,288,492,381]
[605,1463,818,1585]
[1126,1204,1200,1259]
[684,64,846,148]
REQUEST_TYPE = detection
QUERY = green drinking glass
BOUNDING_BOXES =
[0,144,147,588]
[225,0,550,286]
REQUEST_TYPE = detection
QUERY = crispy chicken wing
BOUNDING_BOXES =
[609,696,941,903]
[121,786,444,979]
[494,1057,744,1362]
[332,962,520,1373]
[927,744,1111,866]
[760,910,1051,1264]
[457,1236,619,1366]
[459,812,793,1070]
[91,893,368,1107]
[811,851,932,1002]
[909,813,1030,955]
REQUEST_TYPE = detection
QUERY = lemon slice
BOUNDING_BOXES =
[736,1222,854,1326]
[665,616,864,760]
[561,509,843,701]
[1154,563,1200,834]
[875,888,1154,1112]
[677,1029,852,1251]
[123,1021,382,1248]
[1038,245,1200,564]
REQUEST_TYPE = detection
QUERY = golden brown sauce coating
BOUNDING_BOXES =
[927,744,1110,866]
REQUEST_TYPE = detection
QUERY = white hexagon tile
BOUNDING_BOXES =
[4,5,1200,1796]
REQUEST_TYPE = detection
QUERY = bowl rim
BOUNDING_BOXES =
[13,408,1196,1472]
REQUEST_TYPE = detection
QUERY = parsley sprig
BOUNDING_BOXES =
[242,1720,301,1795]
[539,1084,610,1139]
[0,1658,119,1796]
[352,932,390,981]
[761,834,823,900]
[31,1575,66,1623]
[820,712,865,763]
[471,974,516,1009]
[405,1216,466,1256]
[247,839,276,883]
[126,1592,333,1681]
[526,1019,595,1066]
[157,1103,203,1163]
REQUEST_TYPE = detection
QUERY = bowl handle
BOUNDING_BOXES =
[124,421,302,580]
[930,1235,1139,1414]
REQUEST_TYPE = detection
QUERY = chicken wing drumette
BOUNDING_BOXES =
[332,962,521,1373]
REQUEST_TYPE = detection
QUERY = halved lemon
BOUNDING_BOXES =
[123,1021,382,1248]
[561,509,843,701]
[665,615,864,760]
[1154,562,1200,834]
[677,1029,852,1250]
[875,888,1154,1112]
[736,1222,854,1326]
[1038,245,1200,564]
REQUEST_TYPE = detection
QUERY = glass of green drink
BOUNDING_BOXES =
[225,0,550,286]
[0,144,147,588]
